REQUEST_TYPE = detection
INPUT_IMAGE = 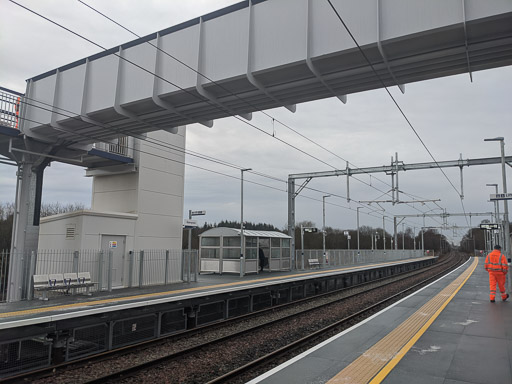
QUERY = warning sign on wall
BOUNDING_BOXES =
[109,241,118,248]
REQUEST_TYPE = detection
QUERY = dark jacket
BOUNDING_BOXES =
[259,248,266,264]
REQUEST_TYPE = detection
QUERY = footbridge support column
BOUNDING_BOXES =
[8,153,50,302]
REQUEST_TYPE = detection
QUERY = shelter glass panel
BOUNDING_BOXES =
[271,248,281,259]
[223,237,241,246]
[201,237,220,246]
[271,238,280,247]
[282,239,290,247]
[246,248,257,259]
[246,237,257,247]
[282,248,290,258]
[201,248,219,259]
[223,248,241,259]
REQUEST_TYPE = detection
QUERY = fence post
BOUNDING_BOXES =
[139,250,144,288]
[193,250,198,282]
[164,250,169,285]
[187,249,191,283]
[128,251,133,287]
[108,250,113,292]
[26,251,37,300]
[98,251,104,292]
[72,251,79,295]
[72,251,79,273]
[0,251,6,302]
[181,252,185,282]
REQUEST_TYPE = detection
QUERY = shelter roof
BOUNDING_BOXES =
[200,227,291,239]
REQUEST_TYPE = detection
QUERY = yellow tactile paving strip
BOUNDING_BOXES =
[0,258,431,319]
[327,257,478,384]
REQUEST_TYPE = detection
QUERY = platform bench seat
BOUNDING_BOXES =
[308,258,320,269]
[64,272,95,296]
[33,272,95,300]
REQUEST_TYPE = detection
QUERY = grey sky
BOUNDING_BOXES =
[1,0,511,244]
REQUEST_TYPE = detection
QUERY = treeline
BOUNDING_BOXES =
[182,219,452,253]
[182,220,283,249]
[0,203,15,250]
[0,202,86,250]
[458,222,510,253]
[3,200,494,254]
[292,222,451,253]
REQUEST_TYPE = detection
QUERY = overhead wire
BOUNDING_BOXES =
[15,95,434,233]
[8,0,339,171]
[73,0,449,227]
[11,0,442,220]
[325,0,471,228]
[75,0,441,207]
[7,0,447,231]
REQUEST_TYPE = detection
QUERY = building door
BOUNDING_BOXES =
[101,235,126,288]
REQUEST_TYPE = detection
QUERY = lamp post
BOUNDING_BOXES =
[487,183,502,249]
[422,216,425,255]
[382,216,386,253]
[484,137,510,261]
[322,195,331,265]
[240,168,251,277]
[402,223,405,252]
[356,207,362,253]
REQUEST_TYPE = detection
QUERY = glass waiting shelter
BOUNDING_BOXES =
[199,227,292,274]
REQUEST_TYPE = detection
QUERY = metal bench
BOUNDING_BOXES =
[33,273,66,300]
[67,272,95,296]
[33,272,95,300]
[308,258,320,269]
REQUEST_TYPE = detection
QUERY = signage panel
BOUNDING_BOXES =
[183,219,198,228]
[479,223,499,230]
[190,210,206,216]
[490,193,512,201]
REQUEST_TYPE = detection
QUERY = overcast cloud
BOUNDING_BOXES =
[1,0,511,244]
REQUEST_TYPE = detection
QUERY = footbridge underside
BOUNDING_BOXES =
[19,0,512,146]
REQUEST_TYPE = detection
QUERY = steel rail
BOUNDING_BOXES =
[77,255,461,384]
[206,254,465,384]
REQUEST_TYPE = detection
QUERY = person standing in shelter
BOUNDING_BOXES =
[259,248,265,272]
[484,244,509,303]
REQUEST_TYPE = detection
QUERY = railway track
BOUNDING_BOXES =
[213,253,468,384]
[9,253,466,384]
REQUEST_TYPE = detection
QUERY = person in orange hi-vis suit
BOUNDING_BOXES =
[484,244,509,303]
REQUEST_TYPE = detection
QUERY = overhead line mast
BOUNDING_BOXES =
[288,154,512,256]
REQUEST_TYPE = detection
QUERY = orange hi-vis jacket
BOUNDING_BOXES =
[485,249,509,274]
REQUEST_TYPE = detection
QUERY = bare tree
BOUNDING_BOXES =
[0,202,87,250]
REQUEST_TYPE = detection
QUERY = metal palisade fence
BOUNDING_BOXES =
[0,250,9,302]
[294,249,427,270]
[0,249,198,302]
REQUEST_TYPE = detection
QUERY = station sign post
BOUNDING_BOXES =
[488,193,512,256]
[185,210,206,251]
[300,226,318,270]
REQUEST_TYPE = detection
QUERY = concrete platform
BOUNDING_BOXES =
[249,257,512,384]
[0,257,433,328]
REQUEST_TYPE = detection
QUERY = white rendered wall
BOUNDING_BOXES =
[91,128,186,250]
[38,210,137,250]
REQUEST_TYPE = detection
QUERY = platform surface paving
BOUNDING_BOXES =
[249,257,512,384]
[0,258,431,326]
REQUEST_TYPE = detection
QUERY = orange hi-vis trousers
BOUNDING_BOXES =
[489,272,507,301]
